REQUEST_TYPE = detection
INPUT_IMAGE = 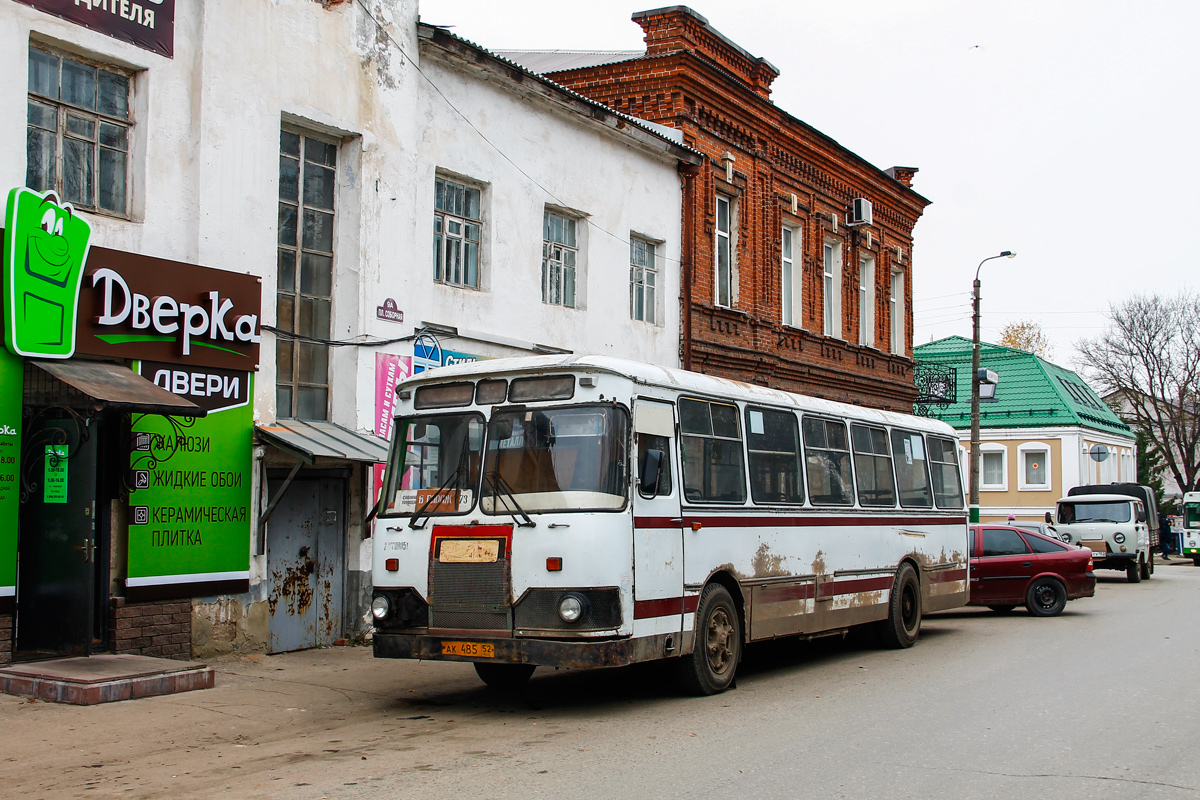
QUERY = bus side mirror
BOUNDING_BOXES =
[492,418,513,440]
[1045,511,1053,524]
[640,448,664,494]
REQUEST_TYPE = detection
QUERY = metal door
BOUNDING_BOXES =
[631,400,685,636]
[16,412,97,659]
[266,477,345,653]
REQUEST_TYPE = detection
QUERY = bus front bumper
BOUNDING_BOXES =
[373,631,657,669]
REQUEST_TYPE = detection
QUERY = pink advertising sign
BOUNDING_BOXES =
[373,353,411,512]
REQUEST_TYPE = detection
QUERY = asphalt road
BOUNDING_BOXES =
[3,560,1198,800]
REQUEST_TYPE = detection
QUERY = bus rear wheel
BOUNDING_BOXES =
[474,662,535,690]
[877,563,921,649]
[677,583,741,695]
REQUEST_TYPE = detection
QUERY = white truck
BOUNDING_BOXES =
[1054,493,1152,583]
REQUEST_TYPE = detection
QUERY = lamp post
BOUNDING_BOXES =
[969,250,1016,523]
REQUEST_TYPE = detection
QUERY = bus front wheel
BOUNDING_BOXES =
[677,583,741,696]
[474,662,535,690]
[878,563,921,649]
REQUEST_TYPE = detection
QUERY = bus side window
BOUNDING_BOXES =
[851,424,896,507]
[637,434,672,497]
[890,429,933,508]
[746,406,804,504]
[801,417,853,506]
[927,436,965,509]
[679,398,746,504]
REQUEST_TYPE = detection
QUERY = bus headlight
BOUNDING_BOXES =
[1113,533,1126,544]
[371,595,391,620]
[558,593,587,623]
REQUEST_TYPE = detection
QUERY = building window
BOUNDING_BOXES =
[823,241,842,337]
[716,195,735,308]
[542,210,578,307]
[890,270,905,355]
[859,255,875,347]
[433,176,481,288]
[27,45,131,216]
[1017,442,1051,491]
[630,237,657,323]
[277,128,337,420]
[979,443,1008,491]
[781,226,801,327]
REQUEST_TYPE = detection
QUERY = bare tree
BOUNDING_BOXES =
[998,319,1054,360]
[1075,292,1200,493]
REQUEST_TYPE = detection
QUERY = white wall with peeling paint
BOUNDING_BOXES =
[1,0,689,656]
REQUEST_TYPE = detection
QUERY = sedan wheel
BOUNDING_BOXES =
[1026,578,1067,617]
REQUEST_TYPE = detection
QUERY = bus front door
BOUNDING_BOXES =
[632,399,685,648]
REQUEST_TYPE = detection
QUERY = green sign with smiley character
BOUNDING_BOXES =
[4,187,92,359]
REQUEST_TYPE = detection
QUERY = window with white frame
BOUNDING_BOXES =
[433,176,481,288]
[890,269,905,355]
[1018,442,1051,491]
[980,443,1008,491]
[277,127,338,420]
[542,209,578,307]
[27,45,132,216]
[716,195,736,307]
[859,255,875,347]
[823,241,842,337]
[630,236,658,323]
[782,225,801,327]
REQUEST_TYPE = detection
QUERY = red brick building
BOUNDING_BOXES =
[507,6,930,411]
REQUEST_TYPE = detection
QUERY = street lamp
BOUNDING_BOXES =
[969,250,1016,523]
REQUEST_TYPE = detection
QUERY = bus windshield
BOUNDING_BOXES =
[379,412,484,517]
[482,405,629,514]
[1058,501,1132,524]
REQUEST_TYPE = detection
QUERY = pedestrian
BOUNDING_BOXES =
[1160,511,1172,560]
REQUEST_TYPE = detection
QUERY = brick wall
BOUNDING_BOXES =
[548,8,929,412]
[0,614,11,665]
[109,598,192,659]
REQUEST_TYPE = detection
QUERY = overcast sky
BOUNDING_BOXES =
[418,0,1200,370]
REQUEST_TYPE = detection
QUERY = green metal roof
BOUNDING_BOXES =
[913,336,1131,434]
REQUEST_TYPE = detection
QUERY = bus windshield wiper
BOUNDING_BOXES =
[484,470,536,528]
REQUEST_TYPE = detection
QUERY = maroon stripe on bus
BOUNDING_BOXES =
[635,515,966,529]
[927,568,968,584]
[633,595,700,619]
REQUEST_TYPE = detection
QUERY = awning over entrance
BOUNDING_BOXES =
[255,420,389,465]
[27,360,205,418]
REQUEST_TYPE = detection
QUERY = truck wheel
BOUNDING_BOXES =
[1126,560,1142,583]
[676,583,741,695]
[474,663,535,690]
[877,563,921,649]
[1141,554,1152,580]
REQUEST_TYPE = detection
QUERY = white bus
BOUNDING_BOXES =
[371,356,969,694]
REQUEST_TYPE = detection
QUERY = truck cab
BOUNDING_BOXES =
[1055,493,1151,583]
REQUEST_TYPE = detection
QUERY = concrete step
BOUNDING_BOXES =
[0,654,214,705]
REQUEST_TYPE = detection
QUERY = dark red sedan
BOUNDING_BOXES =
[968,524,1096,616]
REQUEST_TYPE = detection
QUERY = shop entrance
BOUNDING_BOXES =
[15,410,103,660]
[265,474,346,653]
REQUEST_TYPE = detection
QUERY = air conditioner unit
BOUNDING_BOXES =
[847,197,873,227]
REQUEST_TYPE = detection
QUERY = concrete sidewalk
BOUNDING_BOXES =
[0,644,493,800]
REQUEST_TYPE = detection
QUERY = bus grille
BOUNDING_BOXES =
[428,558,510,631]
[514,588,622,631]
